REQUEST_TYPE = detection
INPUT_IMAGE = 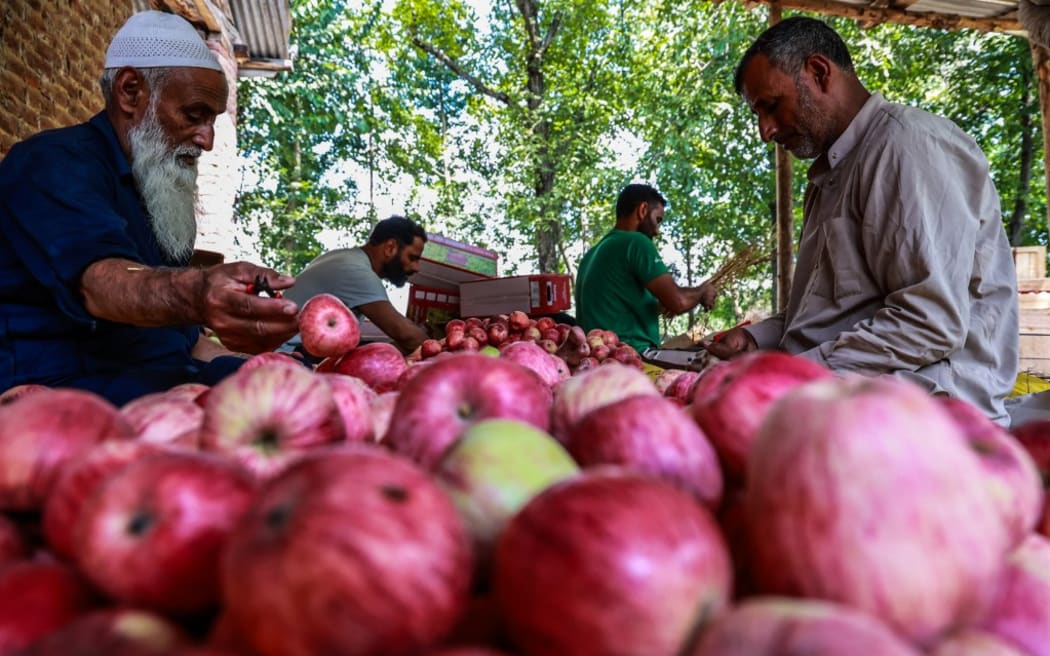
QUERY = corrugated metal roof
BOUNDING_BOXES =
[738,0,1023,33]
[227,0,292,64]
[132,0,292,76]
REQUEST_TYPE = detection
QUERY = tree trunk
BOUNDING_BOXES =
[1009,56,1035,246]
[1032,41,1050,245]
[520,0,561,274]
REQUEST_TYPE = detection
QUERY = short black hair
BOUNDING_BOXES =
[368,215,427,247]
[734,17,855,95]
[616,184,667,220]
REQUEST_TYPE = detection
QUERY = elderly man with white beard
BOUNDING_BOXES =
[0,11,300,404]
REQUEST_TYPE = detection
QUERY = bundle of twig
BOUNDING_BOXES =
[706,242,771,292]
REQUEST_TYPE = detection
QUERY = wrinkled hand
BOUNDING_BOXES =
[199,262,299,354]
[698,282,717,311]
[701,326,757,360]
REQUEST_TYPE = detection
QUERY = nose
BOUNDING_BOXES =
[758,114,777,143]
[193,122,216,151]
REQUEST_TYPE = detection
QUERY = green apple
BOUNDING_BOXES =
[435,418,579,571]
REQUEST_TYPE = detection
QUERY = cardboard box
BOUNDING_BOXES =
[406,284,460,326]
[408,233,499,291]
[459,274,571,318]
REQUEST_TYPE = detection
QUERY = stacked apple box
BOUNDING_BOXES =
[459,273,572,318]
[406,233,499,325]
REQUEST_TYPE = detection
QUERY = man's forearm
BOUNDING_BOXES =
[80,258,205,327]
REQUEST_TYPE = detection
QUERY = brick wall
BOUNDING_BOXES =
[0,1,134,157]
[0,2,258,263]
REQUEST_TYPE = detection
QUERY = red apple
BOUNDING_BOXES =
[494,469,731,656]
[0,559,98,654]
[691,350,833,483]
[222,447,473,656]
[163,382,211,405]
[43,440,167,561]
[446,336,466,352]
[297,293,361,358]
[0,388,135,511]
[76,451,256,615]
[237,351,305,374]
[0,515,26,566]
[386,354,553,469]
[664,370,700,405]
[550,363,658,443]
[565,394,723,509]
[537,338,559,355]
[369,391,399,445]
[691,598,922,656]
[321,373,376,443]
[21,608,190,656]
[435,418,579,573]
[486,323,509,347]
[120,394,204,446]
[572,356,600,373]
[468,327,488,347]
[426,646,513,656]
[1011,419,1050,484]
[333,342,407,393]
[746,376,1010,645]
[446,319,467,333]
[199,363,345,479]
[421,339,444,359]
[977,533,1050,655]
[930,630,1029,656]
[0,383,49,406]
[507,311,530,332]
[535,316,556,333]
[939,396,1042,547]
[499,341,568,388]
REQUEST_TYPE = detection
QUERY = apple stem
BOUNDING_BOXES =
[380,485,408,503]
[126,511,154,536]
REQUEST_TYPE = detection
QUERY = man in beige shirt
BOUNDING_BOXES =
[706,17,1018,425]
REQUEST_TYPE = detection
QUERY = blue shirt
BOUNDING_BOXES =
[0,112,236,404]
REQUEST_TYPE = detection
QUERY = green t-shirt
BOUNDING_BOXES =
[575,229,669,352]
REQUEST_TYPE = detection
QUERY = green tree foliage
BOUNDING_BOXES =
[236,0,1041,336]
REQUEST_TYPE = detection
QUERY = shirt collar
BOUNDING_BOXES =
[824,91,886,171]
[88,112,133,179]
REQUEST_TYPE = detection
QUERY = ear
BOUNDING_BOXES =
[112,67,148,117]
[805,54,834,93]
[383,239,400,259]
[636,201,650,221]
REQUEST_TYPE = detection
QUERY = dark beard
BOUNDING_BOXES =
[382,258,408,287]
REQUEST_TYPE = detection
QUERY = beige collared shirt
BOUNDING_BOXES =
[747,93,1019,424]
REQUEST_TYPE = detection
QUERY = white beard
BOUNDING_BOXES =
[128,105,200,262]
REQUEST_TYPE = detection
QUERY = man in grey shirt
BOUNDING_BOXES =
[284,216,429,355]
[706,17,1018,425]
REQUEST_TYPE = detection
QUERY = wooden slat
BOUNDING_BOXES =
[723,0,1022,33]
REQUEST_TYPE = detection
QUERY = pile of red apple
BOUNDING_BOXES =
[417,311,644,374]
[1,296,1050,655]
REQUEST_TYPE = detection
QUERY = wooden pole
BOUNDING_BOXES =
[1032,41,1050,244]
[769,4,795,313]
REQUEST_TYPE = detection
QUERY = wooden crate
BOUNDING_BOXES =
[1019,305,1050,377]
[1013,246,1047,280]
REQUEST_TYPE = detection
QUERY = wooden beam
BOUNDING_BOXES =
[769,4,795,312]
[1033,42,1050,251]
[722,0,1022,33]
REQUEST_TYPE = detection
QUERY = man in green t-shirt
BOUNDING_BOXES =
[576,184,716,353]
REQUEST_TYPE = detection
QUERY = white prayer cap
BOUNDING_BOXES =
[104,11,223,72]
